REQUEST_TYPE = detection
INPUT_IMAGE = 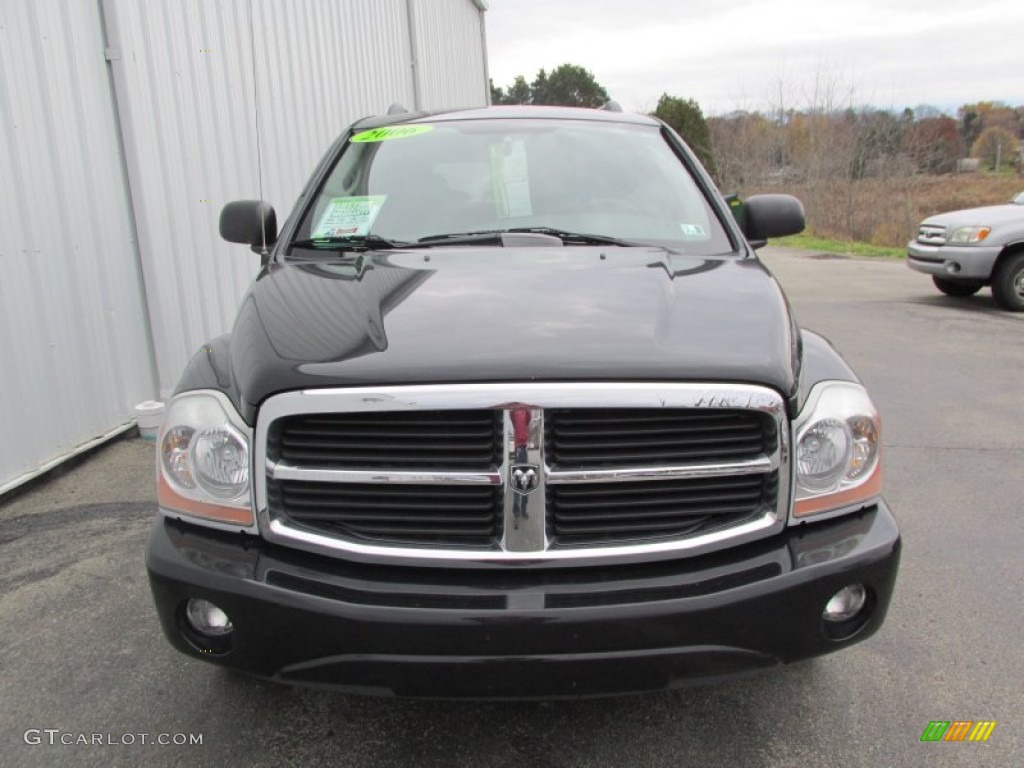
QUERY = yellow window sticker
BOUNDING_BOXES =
[350,125,434,143]
[312,196,387,238]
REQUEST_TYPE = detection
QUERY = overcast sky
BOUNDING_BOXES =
[484,0,1024,116]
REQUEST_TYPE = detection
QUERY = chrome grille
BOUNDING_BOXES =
[917,224,946,245]
[256,384,790,565]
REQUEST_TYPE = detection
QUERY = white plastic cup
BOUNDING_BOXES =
[135,401,165,442]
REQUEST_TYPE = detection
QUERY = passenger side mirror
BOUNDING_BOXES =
[220,200,277,255]
[741,194,805,249]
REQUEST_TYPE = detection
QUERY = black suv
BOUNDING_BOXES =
[146,105,900,698]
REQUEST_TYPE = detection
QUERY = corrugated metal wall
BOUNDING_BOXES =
[411,0,488,109]
[0,0,156,493]
[0,0,487,493]
[107,0,487,396]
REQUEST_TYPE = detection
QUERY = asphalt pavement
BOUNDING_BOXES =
[1,247,1021,767]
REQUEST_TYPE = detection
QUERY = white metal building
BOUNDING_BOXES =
[0,0,490,494]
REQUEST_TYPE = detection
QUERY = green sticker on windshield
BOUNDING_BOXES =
[350,125,434,143]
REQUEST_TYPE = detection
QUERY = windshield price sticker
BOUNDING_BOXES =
[490,140,533,218]
[350,125,434,143]
[312,195,387,238]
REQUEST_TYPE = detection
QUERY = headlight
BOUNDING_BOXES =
[948,225,991,244]
[792,382,882,519]
[157,391,254,528]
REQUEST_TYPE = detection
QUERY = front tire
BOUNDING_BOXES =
[932,276,983,297]
[991,252,1024,311]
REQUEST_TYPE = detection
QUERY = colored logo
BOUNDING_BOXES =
[920,721,996,742]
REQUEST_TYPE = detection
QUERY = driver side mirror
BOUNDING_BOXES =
[741,194,805,249]
[219,200,277,256]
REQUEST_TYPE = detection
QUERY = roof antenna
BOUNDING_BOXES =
[247,0,267,252]
[601,100,624,112]
[387,103,410,115]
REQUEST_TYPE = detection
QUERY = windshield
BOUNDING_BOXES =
[1014,191,1024,205]
[294,118,734,254]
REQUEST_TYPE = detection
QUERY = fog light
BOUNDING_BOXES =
[823,584,867,622]
[185,599,233,636]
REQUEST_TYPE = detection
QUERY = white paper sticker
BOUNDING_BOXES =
[490,141,532,218]
[679,223,707,238]
[312,195,387,238]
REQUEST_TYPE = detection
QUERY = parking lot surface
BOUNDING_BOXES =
[1,247,1021,767]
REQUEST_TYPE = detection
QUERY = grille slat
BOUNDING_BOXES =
[553,490,763,513]
[279,450,495,465]
[547,444,765,464]
[552,477,762,499]
[283,497,495,513]
[552,434,761,450]
[286,514,497,528]
[283,485,494,501]
[555,503,758,524]
[555,517,713,536]
[328,523,496,537]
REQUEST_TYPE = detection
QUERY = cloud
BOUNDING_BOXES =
[486,0,1024,114]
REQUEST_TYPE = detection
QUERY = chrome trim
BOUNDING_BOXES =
[269,460,502,486]
[256,540,793,601]
[254,383,789,566]
[254,383,787,417]
[546,456,775,485]
[502,408,547,552]
[916,224,946,245]
[261,511,781,566]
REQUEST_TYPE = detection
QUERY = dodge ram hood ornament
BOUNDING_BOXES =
[510,464,539,495]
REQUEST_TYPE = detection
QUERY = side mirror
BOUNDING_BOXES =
[742,194,805,248]
[219,200,277,254]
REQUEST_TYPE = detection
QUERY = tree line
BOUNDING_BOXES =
[490,66,717,172]
[491,64,1023,245]
[491,64,1022,187]
[709,101,1023,193]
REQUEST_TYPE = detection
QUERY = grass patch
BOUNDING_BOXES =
[771,233,905,259]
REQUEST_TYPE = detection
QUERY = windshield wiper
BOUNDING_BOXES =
[508,227,645,247]
[289,234,410,252]
[416,231,503,246]
[417,228,659,248]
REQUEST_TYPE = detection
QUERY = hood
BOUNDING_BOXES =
[227,247,799,418]
[923,202,1024,228]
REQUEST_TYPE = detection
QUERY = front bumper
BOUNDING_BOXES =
[906,241,1001,280]
[146,502,900,699]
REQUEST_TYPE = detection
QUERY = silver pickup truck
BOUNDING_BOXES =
[907,191,1024,311]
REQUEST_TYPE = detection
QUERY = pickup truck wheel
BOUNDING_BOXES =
[991,252,1024,311]
[932,276,983,297]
